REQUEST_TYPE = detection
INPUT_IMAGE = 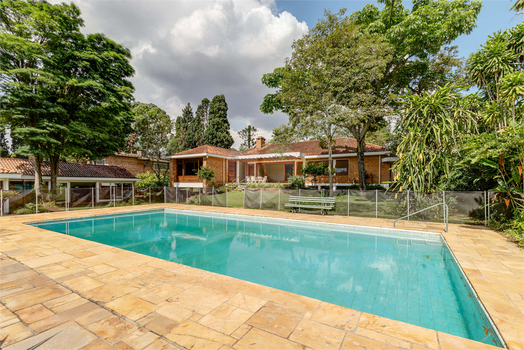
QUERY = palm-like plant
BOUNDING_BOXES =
[500,71,524,121]
[510,0,524,14]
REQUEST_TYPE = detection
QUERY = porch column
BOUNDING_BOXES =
[379,155,382,184]
[2,179,8,190]
[236,161,240,183]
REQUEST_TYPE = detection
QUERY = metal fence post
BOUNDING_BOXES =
[67,187,70,211]
[260,188,263,210]
[212,187,215,206]
[132,186,135,206]
[164,186,166,203]
[375,189,378,218]
[226,186,228,208]
[407,190,410,221]
[36,189,39,214]
[149,187,151,204]
[199,188,201,206]
[91,187,94,209]
[0,189,2,217]
[187,188,189,204]
[243,188,246,209]
[278,188,281,211]
[347,189,350,216]
[442,191,446,226]
[113,186,116,207]
[487,192,491,222]
[175,187,178,203]
[484,191,487,226]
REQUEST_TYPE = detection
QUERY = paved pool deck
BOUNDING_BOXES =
[0,204,522,350]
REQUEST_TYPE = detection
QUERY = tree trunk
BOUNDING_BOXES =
[328,138,334,197]
[49,154,60,191]
[33,155,43,190]
[357,137,366,191]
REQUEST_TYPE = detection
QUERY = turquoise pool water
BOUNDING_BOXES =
[32,209,503,347]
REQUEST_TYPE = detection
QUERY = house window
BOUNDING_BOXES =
[334,159,348,176]
[184,160,200,176]
[177,161,184,176]
[284,163,294,181]
[297,162,303,175]
[247,164,254,176]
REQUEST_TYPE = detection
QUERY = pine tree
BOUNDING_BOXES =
[180,103,195,151]
[238,125,258,150]
[204,95,234,148]
[193,99,208,147]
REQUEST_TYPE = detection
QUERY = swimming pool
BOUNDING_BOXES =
[31,209,503,347]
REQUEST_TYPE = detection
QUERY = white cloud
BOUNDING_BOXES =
[60,0,307,148]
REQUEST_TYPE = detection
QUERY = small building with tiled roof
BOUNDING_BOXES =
[165,137,395,188]
[0,158,139,192]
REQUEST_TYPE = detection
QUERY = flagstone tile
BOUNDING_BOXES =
[169,285,231,315]
[23,253,75,268]
[354,328,411,349]
[310,302,360,332]
[247,301,304,338]
[289,319,345,350]
[145,315,180,335]
[264,289,321,313]
[80,339,116,350]
[76,308,112,326]
[341,333,403,350]
[63,275,104,293]
[357,313,438,349]
[135,283,184,304]
[16,304,54,324]
[143,339,181,350]
[43,293,81,309]
[231,324,251,340]
[0,322,33,347]
[164,321,235,349]
[2,284,70,311]
[234,328,303,350]
[87,315,138,343]
[84,279,142,303]
[199,303,254,335]
[122,329,159,349]
[438,331,501,349]
[30,301,99,333]
[226,293,267,313]
[105,294,157,321]
[155,303,193,324]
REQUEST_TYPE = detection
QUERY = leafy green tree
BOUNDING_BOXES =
[172,103,194,152]
[197,165,215,191]
[270,124,294,145]
[131,102,173,186]
[510,0,524,13]
[193,98,209,147]
[0,0,135,190]
[276,11,391,193]
[467,23,523,129]
[350,0,482,97]
[302,162,329,185]
[136,171,169,188]
[204,95,234,148]
[238,125,258,150]
[394,84,477,193]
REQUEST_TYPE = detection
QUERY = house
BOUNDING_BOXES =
[166,137,396,189]
[92,152,169,176]
[0,158,139,191]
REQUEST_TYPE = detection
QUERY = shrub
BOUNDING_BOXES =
[197,166,215,185]
[302,162,328,183]
[287,175,305,189]
[136,171,168,188]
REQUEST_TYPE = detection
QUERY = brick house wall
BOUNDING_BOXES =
[104,156,151,176]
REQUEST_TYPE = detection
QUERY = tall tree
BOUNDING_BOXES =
[263,11,391,193]
[180,103,195,151]
[131,102,173,186]
[193,99,208,147]
[204,95,234,148]
[270,124,295,145]
[238,125,258,150]
[0,0,135,190]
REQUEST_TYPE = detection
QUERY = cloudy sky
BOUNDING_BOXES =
[60,0,516,147]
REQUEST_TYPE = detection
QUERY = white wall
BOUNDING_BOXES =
[266,164,284,182]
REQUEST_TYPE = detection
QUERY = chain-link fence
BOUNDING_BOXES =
[0,186,492,226]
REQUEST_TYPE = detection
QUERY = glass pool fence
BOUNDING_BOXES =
[0,186,499,225]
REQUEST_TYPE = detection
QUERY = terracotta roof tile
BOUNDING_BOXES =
[172,145,241,157]
[0,158,136,178]
[241,137,388,156]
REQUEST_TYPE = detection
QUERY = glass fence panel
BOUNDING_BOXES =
[445,191,485,224]
[378,191,408,219]
[1,189,36,215]
[150,187,165,204]
[38,189,67,212]
[244,189,261,209]
[347,190,376,218]
[212,188,227,207]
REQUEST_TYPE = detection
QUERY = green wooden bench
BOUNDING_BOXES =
[284,196,336,215]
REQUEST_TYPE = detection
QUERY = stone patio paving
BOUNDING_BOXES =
[0,204,522,350]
